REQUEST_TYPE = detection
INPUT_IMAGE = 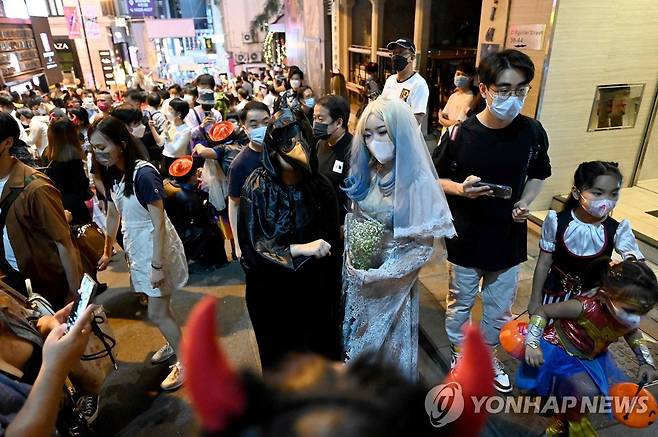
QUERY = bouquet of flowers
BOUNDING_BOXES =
[347,216,386,270]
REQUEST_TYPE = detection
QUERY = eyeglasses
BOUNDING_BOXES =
[489,85,532,98]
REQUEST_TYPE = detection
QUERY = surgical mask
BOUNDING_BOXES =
[607,300,641,329]
[392,55,410,72]
[94,147,118,167]
[132,124,146,138]
[486,91,525,122]
[290,79,301,90]
[97,101,110,112]
[248,125,267,146]
[454,75,470,88]
[183,95,195,105]
[304,98,315,108]
[313,121,331,140]
[82,97,95,108]
[580,195,617,218]
[367,138,395,164]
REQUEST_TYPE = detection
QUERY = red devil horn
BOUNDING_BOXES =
[443,324,495,437]
[181,296,246,432]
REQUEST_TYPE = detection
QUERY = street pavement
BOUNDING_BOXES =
[91,225,658,436]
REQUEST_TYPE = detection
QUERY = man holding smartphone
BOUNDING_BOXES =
[435,49,551,394]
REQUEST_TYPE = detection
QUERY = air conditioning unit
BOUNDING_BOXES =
[249,52,262,62]
[242,32,258,44]
[236,52,249,64]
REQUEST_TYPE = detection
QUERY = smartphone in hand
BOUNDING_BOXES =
[473,182,513,199]
[66,274,97,331]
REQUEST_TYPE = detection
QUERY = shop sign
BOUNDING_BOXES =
[30,16,64,84]
[64,6,82,39]
[127,0,155,17]
[99,50,115,86]
[82,5,101,40]
[505,24,546,51]
[54,41,70,51]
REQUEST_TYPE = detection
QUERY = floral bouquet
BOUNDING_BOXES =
[347,215,386,270]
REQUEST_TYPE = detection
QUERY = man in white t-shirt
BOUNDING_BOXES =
[380,38,430,125]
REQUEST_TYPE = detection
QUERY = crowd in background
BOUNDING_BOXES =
[0,42,657,437]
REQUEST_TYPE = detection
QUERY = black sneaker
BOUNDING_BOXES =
[76,395,99,424]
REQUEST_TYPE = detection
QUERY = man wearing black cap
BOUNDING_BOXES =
[381,38,429,125]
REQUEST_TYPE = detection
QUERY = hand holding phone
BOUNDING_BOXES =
[473,181,513,199]
[461,176,493,199]
[66,274,97,332]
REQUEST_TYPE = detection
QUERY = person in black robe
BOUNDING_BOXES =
[238,108,342,369]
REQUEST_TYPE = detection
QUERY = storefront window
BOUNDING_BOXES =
[588,84,645,131]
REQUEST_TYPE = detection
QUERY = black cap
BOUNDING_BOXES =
[386,38,416,53]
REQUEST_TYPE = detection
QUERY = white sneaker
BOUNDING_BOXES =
[160,362,184,391]
[493,356,513,393]
[151,343,175,365]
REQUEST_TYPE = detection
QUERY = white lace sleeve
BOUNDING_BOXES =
[614,220,645,260]
[540,210,558,253]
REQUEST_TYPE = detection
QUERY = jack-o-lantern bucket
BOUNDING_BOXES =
[610,382,658,428]
[499,319,528,360]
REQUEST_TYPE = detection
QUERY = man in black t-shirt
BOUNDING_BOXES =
[226,101,270,261]
[435,49,551,394]
[313,95,352,225]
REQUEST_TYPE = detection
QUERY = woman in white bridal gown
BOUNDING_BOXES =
[342,97,455,380]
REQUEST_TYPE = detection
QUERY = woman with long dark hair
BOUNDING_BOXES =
[91,116,188,391]
[43,118,92,225]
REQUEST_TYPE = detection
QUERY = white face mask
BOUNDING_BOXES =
[183,95,195,105]
[367,138,395,164]
[580,196,617,218]
[290,79,301,90]
[607,299,641,329]
[486,91,526,122]
[132,124,146,138]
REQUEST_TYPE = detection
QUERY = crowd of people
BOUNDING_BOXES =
[0,38,656,437]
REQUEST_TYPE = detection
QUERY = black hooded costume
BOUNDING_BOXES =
[238,108,342,368]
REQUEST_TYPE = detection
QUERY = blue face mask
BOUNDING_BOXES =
[249,126,267,146]
[454,75,470,89]
[487,92,526,122]
[304,98,315,108]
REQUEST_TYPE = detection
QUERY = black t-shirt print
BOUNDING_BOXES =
[317,132,352,223]
[435,114,551,271]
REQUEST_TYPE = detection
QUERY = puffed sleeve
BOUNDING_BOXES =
[540,210,558,253]
[614,220,645,260]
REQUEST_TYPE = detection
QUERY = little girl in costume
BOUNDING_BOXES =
[528,161,643,315]
[516,258,658,436]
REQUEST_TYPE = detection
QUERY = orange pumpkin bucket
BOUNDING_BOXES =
[499,319,528,360]
[208,121,235,143]
[610,382,658,428]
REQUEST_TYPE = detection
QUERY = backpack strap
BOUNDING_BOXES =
[432,124,461,177]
